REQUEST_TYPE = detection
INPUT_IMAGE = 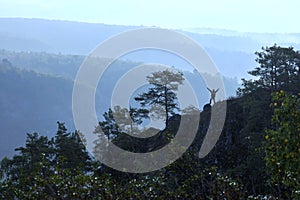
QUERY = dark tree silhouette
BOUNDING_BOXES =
[135,69,184,128]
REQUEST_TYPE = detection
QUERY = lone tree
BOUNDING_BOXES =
[135,69,184,128]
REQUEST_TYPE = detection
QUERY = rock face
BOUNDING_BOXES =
[203,103,212,111]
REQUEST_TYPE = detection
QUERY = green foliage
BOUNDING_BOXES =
[265,91,300,199]
[238,44,300,95]
[235,44,300,195]
[0,120,247,199]
[174,166,245,199]
[0,123,93,199]
[2,45,300,199]
[53,122,91,172]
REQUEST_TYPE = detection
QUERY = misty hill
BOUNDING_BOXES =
[0,49,84,79]
[0,59,74,159]
[1,18,294,159]
[0,18,137,55]
[184,27,300,48]
[0,49,240,97]
[4,17,297,78]
[0,50,239,159]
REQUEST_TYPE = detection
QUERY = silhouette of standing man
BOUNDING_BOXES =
[207,88,219,104]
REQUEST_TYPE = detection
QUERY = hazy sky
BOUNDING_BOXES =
[0,0,299,33]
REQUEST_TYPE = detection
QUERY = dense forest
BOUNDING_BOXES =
[0,44,300,199]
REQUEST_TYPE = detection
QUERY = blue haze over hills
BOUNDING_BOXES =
[0,18,300,159]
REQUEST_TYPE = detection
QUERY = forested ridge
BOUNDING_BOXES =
[0,44,299,199]
[0,49,239,159]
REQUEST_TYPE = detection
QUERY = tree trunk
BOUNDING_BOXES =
[164,85,168,129]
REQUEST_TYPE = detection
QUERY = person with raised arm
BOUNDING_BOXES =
[207,88,219,104]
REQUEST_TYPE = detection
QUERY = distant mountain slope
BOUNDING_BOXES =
[0,49,84,79]
[184,27,300,47]
[0,49,240,96]
[0,18,137,55]
[0,51,240,159]
[3,18,299,55]
[0,59,74,159]
[3,18,299,78]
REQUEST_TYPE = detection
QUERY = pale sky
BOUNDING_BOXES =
[0,0,299,33]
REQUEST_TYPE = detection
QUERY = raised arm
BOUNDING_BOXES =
[207,87,212,93]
